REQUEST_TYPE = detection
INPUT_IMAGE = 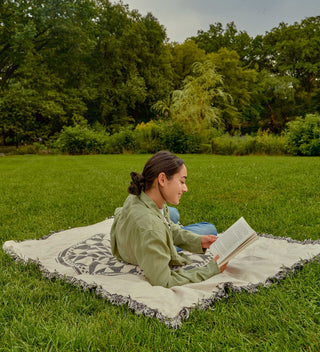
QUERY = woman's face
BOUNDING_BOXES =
[161,164,188,205]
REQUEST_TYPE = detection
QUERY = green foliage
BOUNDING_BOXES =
[108,126,136,153]
[0,67,88,144]
[1,2,320,144]
[257,17,320,114]
[0,0,173,143]
[110,120,202,154]
[134,120,161,153]
[262,18,320,80]
[91,6,172,131]
[169,39,206,89]
[286,113,320,156]
[192,17,320,132]
[210,131,288,155]
[154,60,228,134]
[0,143,49,155]
[53,125,110,154]
[157,120,201,154]
[0,0,95,144]
[9,143,44,155]
[50,121,291,156]
[191,22,253,65]
[247,71,299,133]
[207,48,257,132]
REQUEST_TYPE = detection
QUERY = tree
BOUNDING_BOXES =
[191,22,253,65]
[169,39,206,89]
[154,60,228,133]
[87,4,173,131]
[251,71,298,133]
[0,50,89,144]
[258,17,320,113]
[286,113,320,156]
[0,0,96,88]
[208,48,257,132]
[0,0,174,142]
[0,0,96,144]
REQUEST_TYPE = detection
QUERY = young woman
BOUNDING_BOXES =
[110,151,227,288]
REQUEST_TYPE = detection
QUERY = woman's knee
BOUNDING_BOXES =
[168,207,180,224]
[182,222,217,236]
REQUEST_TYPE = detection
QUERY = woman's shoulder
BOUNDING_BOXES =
[117,195,163,231]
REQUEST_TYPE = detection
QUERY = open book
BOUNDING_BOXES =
[211,217,258,266]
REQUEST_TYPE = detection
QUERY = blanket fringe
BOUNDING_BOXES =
[3,232,320,329]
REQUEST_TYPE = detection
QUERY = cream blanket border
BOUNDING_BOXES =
[3,218,320,329]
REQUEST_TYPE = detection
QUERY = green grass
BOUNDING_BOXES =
[0,154,320,351]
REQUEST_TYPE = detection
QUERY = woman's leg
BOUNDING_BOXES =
[168,207,217,252]
[168,206,180,224]
[182,222,217,236]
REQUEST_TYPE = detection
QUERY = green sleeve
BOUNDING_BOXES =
[163,205,205,254]
[137,228,220,288]
[170,222,205,253]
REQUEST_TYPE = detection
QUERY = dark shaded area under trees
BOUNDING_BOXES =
[0,0,320,147]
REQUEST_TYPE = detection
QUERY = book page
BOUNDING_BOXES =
[211,217,256,265]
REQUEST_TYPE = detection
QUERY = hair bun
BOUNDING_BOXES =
[128,172,145,195]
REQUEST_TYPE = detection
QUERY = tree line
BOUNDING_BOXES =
[1,0,320,146]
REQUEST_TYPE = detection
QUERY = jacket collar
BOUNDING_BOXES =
[139,191,165,219]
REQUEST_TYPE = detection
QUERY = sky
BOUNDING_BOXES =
[119,0,320,42]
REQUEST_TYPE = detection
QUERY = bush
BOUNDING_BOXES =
[13,143,42,155]
[210,131,288,155]
[133,120,202,154]
[134,121,162,153]
[108,127,136,154]
[52,121,292,155]
[286,113,320,156]
[0,146,17,153]
[53,125,110,154]
[157,121,201,154]
[3,143,51,155]
[255,130,288,155]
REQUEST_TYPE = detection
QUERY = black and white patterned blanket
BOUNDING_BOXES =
[3,218,320,328]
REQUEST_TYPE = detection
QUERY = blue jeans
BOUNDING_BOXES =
[168,207,217,252]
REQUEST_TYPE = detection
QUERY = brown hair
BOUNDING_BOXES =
[128,151,184,195]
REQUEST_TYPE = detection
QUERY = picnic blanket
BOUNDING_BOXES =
[3,218,320,328]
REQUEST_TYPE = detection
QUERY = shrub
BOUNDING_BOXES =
[133,120,202,154]
[0,146,17,153]
[14,143,42,155]
[53,125,110,154]
[134,121,162,153]
[255,130,288,155]
[157,121,201,154]
[4,143,51,155]
[52,120,292,155]
[286,113,320,156]
[210,131,289,155]
[108,127,136,153]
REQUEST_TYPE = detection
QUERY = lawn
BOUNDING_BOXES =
[0,154,319,351]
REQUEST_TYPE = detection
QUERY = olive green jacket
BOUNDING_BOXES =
[110,192,220,288]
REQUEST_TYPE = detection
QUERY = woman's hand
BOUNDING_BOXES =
[200,235,217,249]
[201,237,228,273]
[213,255,228,273]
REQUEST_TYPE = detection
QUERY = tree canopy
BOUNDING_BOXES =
[0,1,319,145]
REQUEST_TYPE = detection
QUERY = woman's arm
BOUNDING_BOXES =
[136,228,220,288]
[170,222,206,253]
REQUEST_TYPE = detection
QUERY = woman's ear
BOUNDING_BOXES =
[157,172,167,187]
